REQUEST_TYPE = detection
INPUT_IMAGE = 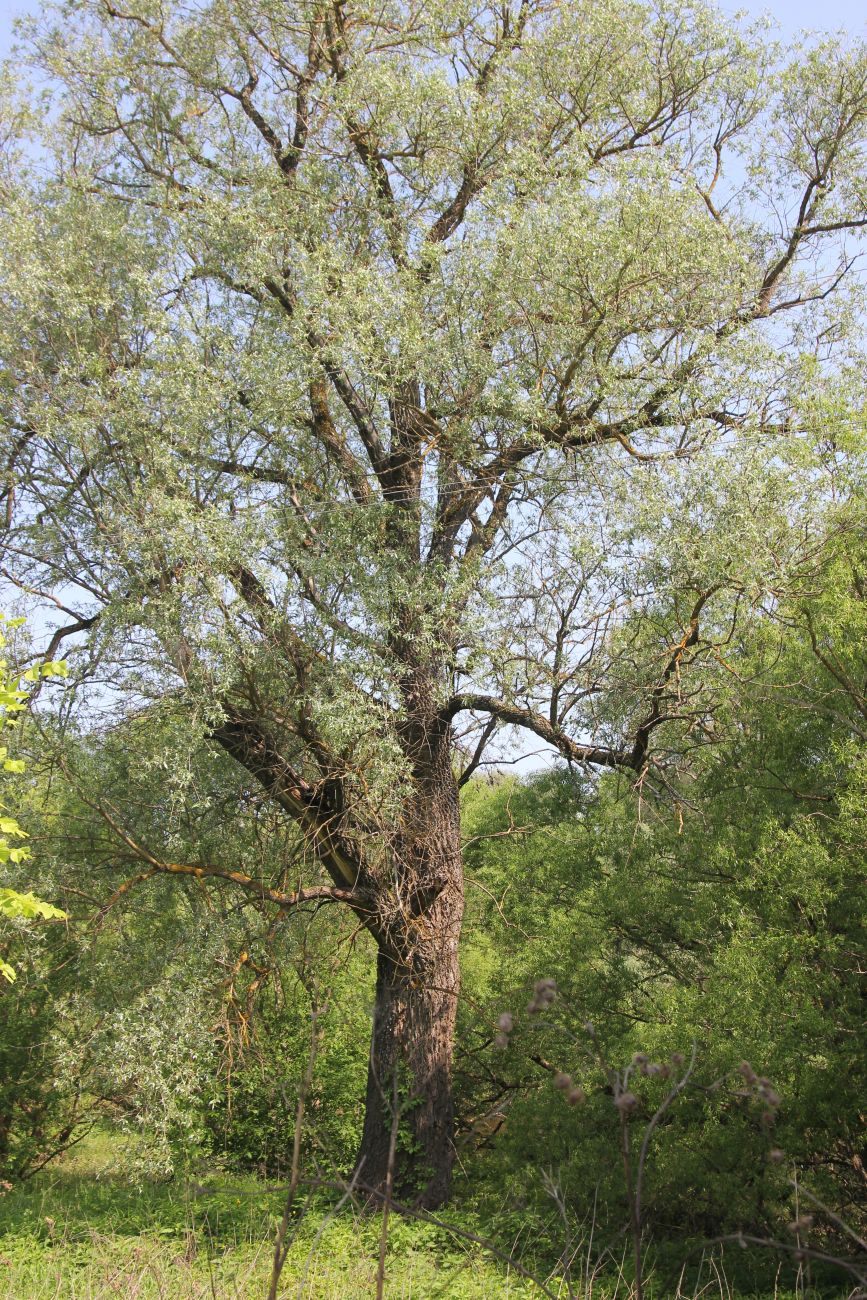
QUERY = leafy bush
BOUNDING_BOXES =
[199,946,372,1178]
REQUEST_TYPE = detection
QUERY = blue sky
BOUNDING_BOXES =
[0,0,865,59]
[720,0,865,34]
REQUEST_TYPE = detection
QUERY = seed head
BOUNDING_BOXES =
[527,978,557,1013]
[787,1215,814,1235]
[758,1081,780,1108]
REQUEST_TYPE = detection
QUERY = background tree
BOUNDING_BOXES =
[458,523,867,1250]
[28,715,374,1183]
[2,0,867,1204]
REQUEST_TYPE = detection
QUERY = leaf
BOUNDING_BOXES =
[0,889,66,920]
[41,660,69,677]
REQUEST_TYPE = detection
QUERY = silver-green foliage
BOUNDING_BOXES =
[1,0,865,784]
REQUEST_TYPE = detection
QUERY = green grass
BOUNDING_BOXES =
[0,1130,540,1298]
[0,1133,856,1298]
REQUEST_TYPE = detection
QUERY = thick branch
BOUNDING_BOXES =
[102,850,359,913]
[427,2,530,244]
[211,710,365,890]
[62,763,369,916]
[629,586,721,770]
[445,693,636,770]
[309,378,372,504]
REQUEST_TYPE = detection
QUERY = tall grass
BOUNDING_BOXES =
[0,1130,541,1299]
[0,1131,857,1299]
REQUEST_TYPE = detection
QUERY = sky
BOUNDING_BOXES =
[719,0,865,34]
[0,0,865,59]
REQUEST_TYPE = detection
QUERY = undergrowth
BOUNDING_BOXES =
[0,1130,858,1299]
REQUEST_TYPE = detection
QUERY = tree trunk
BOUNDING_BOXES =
[354,700,463,1209]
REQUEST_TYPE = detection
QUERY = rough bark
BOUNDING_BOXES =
[356,898,462,1208]
[354,672,464,1208]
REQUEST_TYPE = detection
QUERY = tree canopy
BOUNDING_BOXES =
[1,0,866,1203]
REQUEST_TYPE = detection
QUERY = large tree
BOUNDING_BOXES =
[1,0,866,1204]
